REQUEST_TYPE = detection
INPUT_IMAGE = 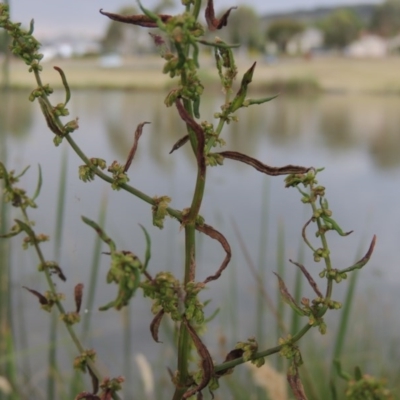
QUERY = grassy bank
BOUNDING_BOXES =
[4,54,400,94]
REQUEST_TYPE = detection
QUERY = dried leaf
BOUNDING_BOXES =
[88,365,99,395]
[175,98,205,178]
[75,283,84,314]
[182,318,214,399]
[197,223,231,284]
[38,97,64,136]
[75,393,100,400]
[287,365,308,400]
[123,122,151,173]
[340,235,377,273]
[273,273,305,316]
[205,0,237,31]
[215,348,244,377]
[150,309,165,343]
[218,151,310,176]
[289,260,323,298]
[22,286,48,305]
[169,135,189,154]
[99,9,172,28]
[54,265,67,282]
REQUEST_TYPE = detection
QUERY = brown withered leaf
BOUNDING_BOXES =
[88,365,99,395]
[22,286,48,305]
[124,122,151,173]
[74,283,84,314]
[99,9,172,28]
[75,393,100,400]
[54,265,67,282]
[218,151,310,176]
[289,260,323,298]
[273,273,298,308]
[150,309,165,343]
[182,318,214,399]
[287,365,308,400]
[197,223,231,284]
[352,234,377,269]
[169,134,189,154]
[215,348,244,377]
[175,98,206,178]
[205,0,237,31]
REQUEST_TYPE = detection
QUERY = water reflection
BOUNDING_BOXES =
[85,91,400,169]
[0,90,33,139]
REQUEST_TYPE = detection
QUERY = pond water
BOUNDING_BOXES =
[1,90,400,393]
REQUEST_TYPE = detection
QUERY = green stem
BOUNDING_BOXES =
[214,323,313,374]
[65,135,182,221]
[20,208,121,400]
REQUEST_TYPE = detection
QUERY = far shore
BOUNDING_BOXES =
[3,54,400,95]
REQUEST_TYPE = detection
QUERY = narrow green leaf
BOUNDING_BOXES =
[32,164,42,201]
[139,224,151,271]
[81,215,116,252]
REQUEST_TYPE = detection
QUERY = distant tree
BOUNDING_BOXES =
[0,30,8,53]
[266,19,305,53]
[370,0,400,37]
[319,9,364,49]
[224,6,264,52]
[101,6,139,54]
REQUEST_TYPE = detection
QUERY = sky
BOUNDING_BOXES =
[9,0,383,38]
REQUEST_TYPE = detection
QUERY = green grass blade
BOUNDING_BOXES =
[256,177,270,346]
[47,147,68,400]
[276,218,285,371]
[332,235,369,362]
[290,239,305,335]
[81,193,108,339]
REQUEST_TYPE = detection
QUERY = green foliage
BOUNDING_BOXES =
[370,0,400,37]
[266,18,305,53]
[223,5,264,52]
[318,9,364,49]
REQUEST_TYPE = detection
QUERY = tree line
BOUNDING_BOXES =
[1,0,400,55]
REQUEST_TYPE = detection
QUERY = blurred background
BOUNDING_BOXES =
[1,1,400,399]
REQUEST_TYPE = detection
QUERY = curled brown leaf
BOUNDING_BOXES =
[175,98,205,178]
[182,318,214,399]
[205,0,237,31]
[123,121,151,173]
[287,364,308,400]
[273,272,298,308]
[197,223,231,284]
[218,151,310,176]
[75,283,84,314]
[169,134,189,154]
[88,366,99,395]
[289,260,323,298]
[54,265,67,282]
[22,286,48,305]
[75,392,100,400]
[99,9,172,28]
[341,235,377,273]
[150,309,165,343]
[215,348,244,377]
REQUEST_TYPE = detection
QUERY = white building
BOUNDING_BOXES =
[286,28,324,55]
[345,34,388,58]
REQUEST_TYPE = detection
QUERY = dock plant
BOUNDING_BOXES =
[0,1,386,399]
